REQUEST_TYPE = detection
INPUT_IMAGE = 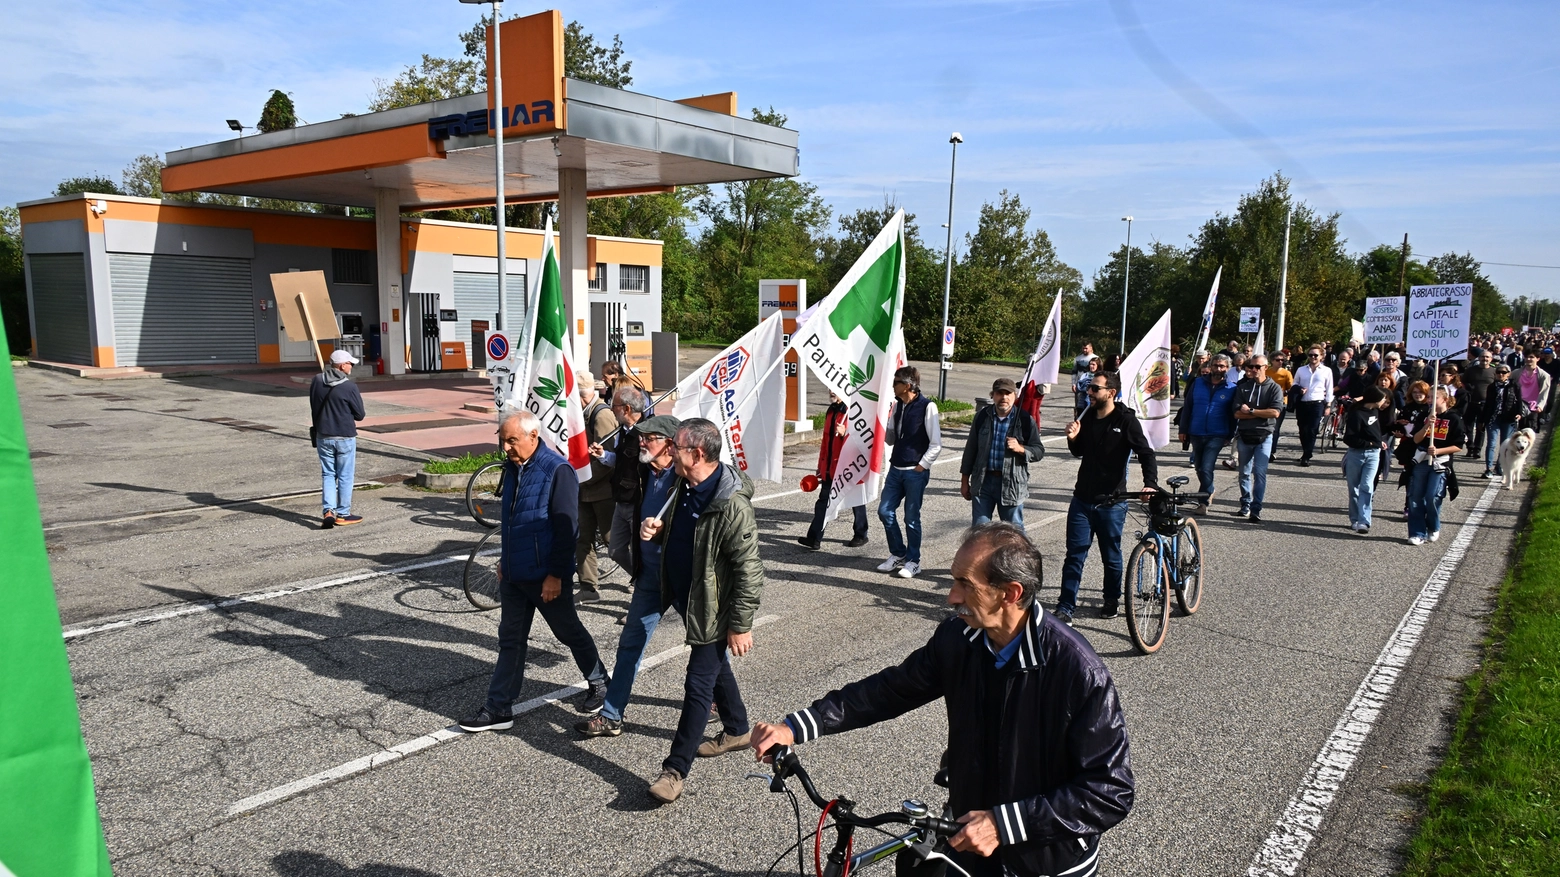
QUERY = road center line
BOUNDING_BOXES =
[1246,480,1501,877]
[224,613,783,817]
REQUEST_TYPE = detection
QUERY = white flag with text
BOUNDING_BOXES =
[673,313,787,483]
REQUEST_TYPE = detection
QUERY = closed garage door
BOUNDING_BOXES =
[109,254,256,365]
[28,253,94,365]
[452,271,527,332]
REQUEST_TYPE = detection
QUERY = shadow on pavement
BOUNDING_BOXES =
[85,482,325,529]
[271,851,448,877]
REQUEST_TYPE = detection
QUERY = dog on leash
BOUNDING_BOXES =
[1498,428,1537,490]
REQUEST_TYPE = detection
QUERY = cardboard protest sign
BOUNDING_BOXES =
[1406,284,1473,360]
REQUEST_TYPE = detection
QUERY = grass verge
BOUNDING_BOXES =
[1402,441,1559,875]
[422,450,501,475]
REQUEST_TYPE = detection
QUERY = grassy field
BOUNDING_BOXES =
[1403,447,1559,875]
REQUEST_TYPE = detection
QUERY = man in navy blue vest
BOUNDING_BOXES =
[878,366,942,579]
[458,410,610,733]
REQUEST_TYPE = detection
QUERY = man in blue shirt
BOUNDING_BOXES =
[1177,353,1236,514]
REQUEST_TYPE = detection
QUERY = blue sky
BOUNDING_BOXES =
[3,0,1556,300]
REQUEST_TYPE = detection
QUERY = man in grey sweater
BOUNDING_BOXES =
[309,349,366,528]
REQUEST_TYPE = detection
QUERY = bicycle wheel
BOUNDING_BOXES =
[466,461,504,529]
[1123,540,1171,654]
[1173,516,1204,615]
[463,529,503,610]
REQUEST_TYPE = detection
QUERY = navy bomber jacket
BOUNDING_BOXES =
[783,609,1133,877]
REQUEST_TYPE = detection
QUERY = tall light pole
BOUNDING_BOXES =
[1119,216,1133,353]
[462,0,507,331]
[938,132,962,402]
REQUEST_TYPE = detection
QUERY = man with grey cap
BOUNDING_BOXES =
[309,349,366,528]
[960,377,1045,525]
[576,413,683,739]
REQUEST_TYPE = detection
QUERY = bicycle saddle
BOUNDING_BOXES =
[1167,475,1190,489]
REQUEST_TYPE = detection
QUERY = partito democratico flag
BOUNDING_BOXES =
[0,312,112,876]
[787,209,907,519]
[673,312,787,484]
[1117,309,1175,449]
[1019,292,1063,421]
[519,216,592,478]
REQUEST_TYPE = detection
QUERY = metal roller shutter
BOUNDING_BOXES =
[109,254,256,365]
[27,253,94,365]
[452,271,527,332]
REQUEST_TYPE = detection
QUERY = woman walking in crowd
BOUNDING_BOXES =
[1393,380,1432,518]
[1074,357,1101,418]
[1343,387,1390,535]
[1373,370,1400,483]
[1405,387,1464,546]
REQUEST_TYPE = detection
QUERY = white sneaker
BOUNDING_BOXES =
[876,556,904,572]
[896,561,921,578]
[1429,530,1440,543]
[1407,536,1424,546]
[1349,522,1361,531]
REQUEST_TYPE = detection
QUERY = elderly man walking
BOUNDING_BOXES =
[1177,353,1236,514]
[638,418,765,804]
[1231,355,1284,523]
[457,410,610,733]
[310,349,366,529]
[961,377,1045,525]
[574,371,619,602]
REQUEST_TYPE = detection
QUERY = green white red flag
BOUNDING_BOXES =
[0,307,112,876]
[519,216,592,477]
[787,210,906,519]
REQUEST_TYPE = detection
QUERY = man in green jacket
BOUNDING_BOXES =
[638,417,765,803]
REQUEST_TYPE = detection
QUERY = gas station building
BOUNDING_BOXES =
[17,9,798,377]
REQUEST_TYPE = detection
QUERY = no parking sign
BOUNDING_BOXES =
[485,331,520,411]
[941,326,956,357]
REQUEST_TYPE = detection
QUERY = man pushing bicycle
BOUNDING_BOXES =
[749,524,1134,877]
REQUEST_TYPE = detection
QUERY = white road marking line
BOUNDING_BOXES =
[62,552,470,640]
[224,613,782,817]
[1246,480,1502,877]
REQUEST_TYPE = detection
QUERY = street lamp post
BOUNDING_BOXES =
[1119,216,1133,353]
[938,133,962,403]
[462,0,507,332]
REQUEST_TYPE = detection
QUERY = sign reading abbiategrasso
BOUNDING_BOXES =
[1364,296,1406,345]
[1406,284,1473,360]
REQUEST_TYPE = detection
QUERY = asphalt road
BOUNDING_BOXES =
[24,364,1535,876]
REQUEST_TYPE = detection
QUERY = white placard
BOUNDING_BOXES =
[1406,283,1474,360]
[1238,307,1261,333]
[1364,296,1406,345]
[941,325,956,357]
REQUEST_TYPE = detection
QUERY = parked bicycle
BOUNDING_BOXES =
[1102,475,1207,654]
[462,527,619,612]
[755,745,971,877]
[465,458,504,529]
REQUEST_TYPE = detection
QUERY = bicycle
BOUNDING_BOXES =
[462,528,502,610]
[755,745,971,877]
[465,459,504,528]
[1320,402,1347,453]
[1105,475,1207,654]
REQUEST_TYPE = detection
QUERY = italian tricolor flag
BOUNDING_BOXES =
[521,216,593,478]
[0,308,112,875]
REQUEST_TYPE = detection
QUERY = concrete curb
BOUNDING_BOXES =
[412,471,480,490]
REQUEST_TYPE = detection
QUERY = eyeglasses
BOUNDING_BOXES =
[1308,353,1321,358]
[1244,364,1264,370]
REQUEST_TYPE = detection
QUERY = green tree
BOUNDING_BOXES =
[121,153,204,203]
[369,55,481,112]
[0,206,27,353]
[1356,243,1437,302]
[256,90,298,133]
[459,17,633,88]
[1083,242,1200,357]
[948,191,1082,361]
[54,175,122,196]
[1428,252,1507,334]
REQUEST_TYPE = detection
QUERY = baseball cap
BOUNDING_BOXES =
[329,349,358,365]
[991,377,1018,395]
[636,414,682,438]
[1544,347,1554,354]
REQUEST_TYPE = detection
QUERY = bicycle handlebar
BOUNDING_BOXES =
[765,745,963,838]
[1094,488,1210,505]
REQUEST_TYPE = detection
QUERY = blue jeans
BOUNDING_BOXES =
[971,473,1023,526]
[599,571,665,723]
[1189,436,1224,498]
[1058,497,1128,611]
[1343,448,1380,528]
[1235,434,1272,514]
[1486,421,1516,473]
[484,576,607,714]
[318,436,356,515]
[1407,463,1447,539]
[879,466,930,562]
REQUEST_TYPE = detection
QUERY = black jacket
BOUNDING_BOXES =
[784,611,1133,877]
[1068,405,1158,501]
[1483,380,1525,426]
[309,370,365,438]
[609,427,645,504]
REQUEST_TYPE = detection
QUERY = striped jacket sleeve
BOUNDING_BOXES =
[784,631,947,744]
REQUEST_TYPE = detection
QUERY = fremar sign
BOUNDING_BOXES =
[427,103,557,140]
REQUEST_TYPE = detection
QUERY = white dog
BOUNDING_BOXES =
[1498,428,1537,490]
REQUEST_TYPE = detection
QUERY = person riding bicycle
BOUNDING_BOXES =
[749,524,1134,877]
